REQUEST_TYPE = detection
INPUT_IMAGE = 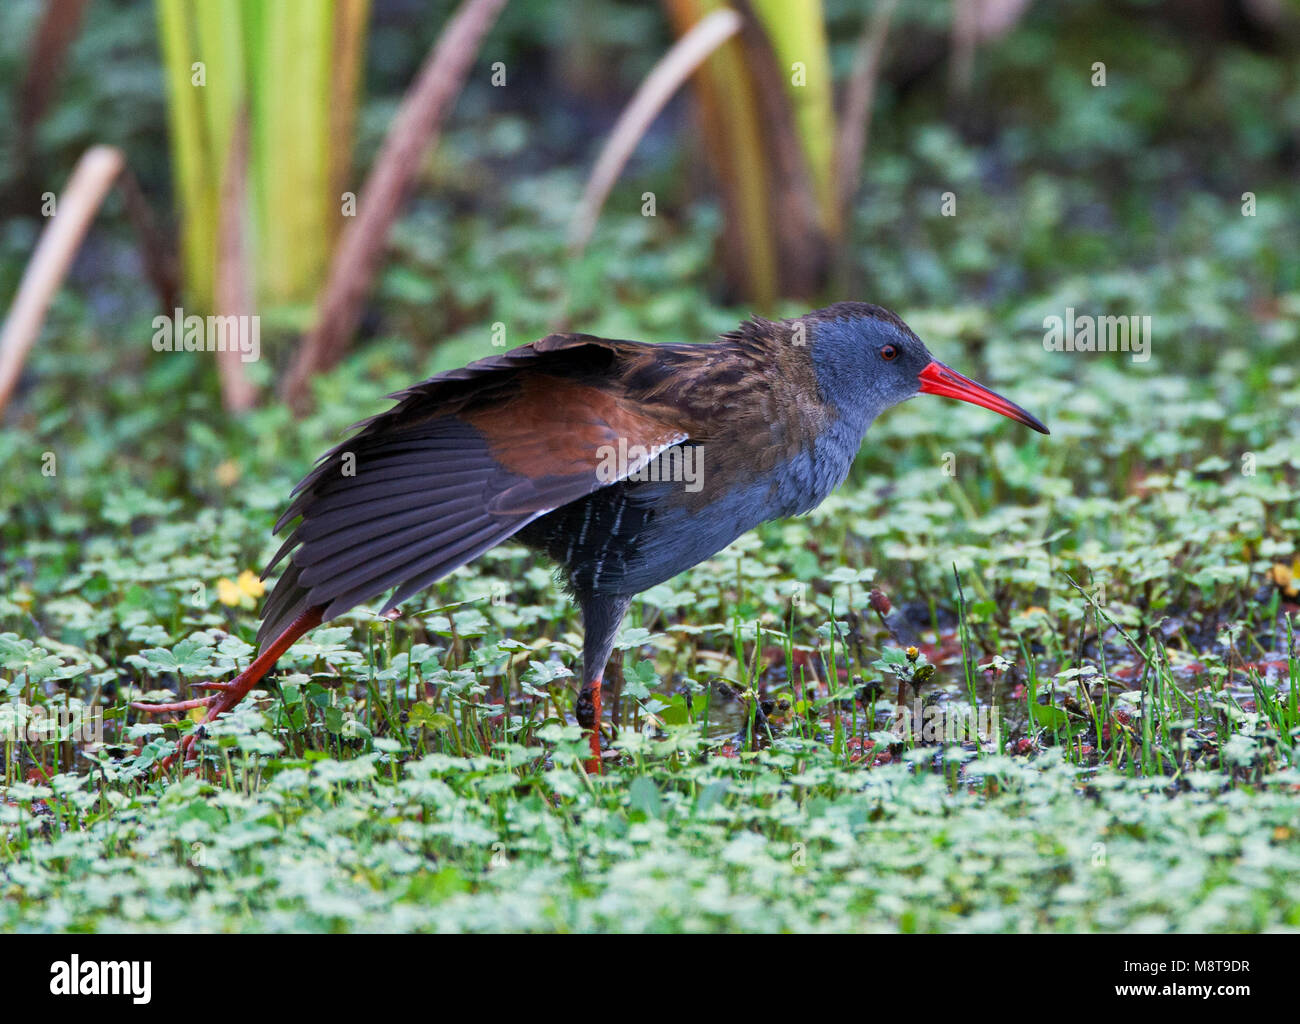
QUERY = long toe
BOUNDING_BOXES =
[130,695,220,714]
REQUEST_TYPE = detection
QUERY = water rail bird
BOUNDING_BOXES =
[133,302,1048,771]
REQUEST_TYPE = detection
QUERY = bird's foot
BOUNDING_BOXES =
[576,681,602,775]
[129,606,326,773]
[127,680,233,714]
[131,673,261,771]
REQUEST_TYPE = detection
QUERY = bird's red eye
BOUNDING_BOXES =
[880,344,898,361]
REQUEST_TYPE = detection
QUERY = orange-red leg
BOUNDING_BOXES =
[131,606,324,768]
[576,676,602,775]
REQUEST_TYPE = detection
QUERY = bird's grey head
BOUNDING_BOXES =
[802,301,1049,436]
[804,303,933,433]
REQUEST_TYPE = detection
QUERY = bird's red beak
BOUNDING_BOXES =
[918,361,1049,434]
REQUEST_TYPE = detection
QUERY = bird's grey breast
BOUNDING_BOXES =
[606,418,865,594]
[763,411,868,519]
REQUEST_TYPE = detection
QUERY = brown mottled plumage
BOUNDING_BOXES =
[257,315,849,645]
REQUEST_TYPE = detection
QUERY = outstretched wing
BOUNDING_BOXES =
[257,334,694,648]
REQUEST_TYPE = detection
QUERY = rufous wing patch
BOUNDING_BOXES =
[463,375,690,515]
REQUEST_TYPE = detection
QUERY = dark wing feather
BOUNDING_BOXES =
[256,334,694,649]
